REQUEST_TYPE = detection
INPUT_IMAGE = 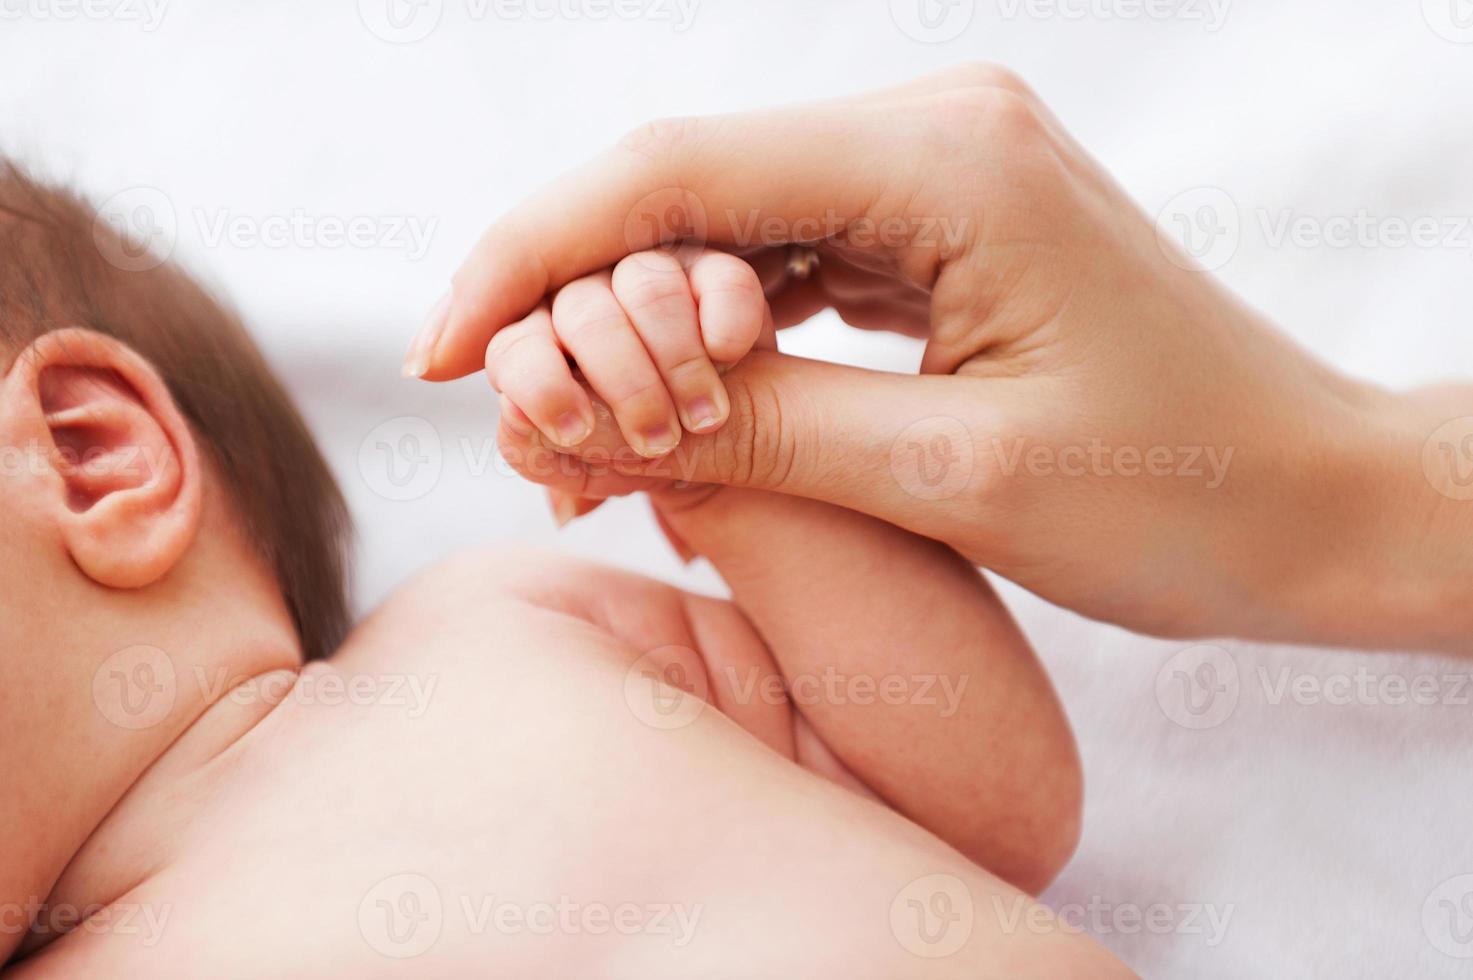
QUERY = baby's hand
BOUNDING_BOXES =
[488,249,771,459]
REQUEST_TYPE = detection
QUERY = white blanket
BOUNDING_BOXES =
[4,1,1471,974]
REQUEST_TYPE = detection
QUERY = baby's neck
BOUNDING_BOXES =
[7,663,300,966]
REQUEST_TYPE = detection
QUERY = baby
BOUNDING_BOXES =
[1,164,1124,978]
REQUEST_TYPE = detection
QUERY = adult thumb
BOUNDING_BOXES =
[517,350,1005,549]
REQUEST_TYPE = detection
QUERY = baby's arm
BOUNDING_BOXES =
[653,485,1083,894]
[490,247,1081,891]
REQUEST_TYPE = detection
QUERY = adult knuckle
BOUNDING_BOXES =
[618,115,703,167]
[949,61,1032,98]
[926,86,1043,151]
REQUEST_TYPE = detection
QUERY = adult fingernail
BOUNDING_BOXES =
[402,291,452,379]
[549,491,579,528]
[637,423,680,458]
[553,412,593,448]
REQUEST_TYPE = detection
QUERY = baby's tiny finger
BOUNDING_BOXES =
[485,305,595,448]
[613,251,728,435]
[552,274,682,459]
[687,250,769,363]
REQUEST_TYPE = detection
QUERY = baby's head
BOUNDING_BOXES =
[0,160,350,661]
[0,161,352,962]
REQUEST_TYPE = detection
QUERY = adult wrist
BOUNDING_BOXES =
[1306,388,1473,653]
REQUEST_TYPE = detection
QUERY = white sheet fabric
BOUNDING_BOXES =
[4,2,1472,975]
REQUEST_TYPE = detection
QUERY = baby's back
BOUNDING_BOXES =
[8,561,1116,979]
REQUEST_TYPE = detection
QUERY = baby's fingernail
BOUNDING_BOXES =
[683,394,725,433]
[637,423,679,459]
[402,291,452,379]
[549,491,579,528]
[553,412,593,448]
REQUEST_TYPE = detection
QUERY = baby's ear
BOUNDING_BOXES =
[4,328,202,589]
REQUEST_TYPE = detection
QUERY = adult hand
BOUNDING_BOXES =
[414,64,1473,653]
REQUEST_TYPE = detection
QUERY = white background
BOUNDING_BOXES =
[4,1,1473,975]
